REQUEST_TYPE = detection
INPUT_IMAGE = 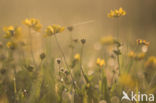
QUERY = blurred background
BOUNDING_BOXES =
[0,0,155,55]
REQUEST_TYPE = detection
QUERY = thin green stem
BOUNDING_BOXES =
[116,18,120,39]
[111,72,115,85]
[53,35,78,88]
[117,54,120,75]
[116,18,120,76]
[13,63,17,103]
[70,33,74,61]
[28,28,36,66]
[13,77,17,102]
[80,44,88,83]
[149,72,156,88]
[54,35,69,70]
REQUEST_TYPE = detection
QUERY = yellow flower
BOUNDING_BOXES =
[136,39,150,46]
[119,74,136,89]
[23,18,42,32]
[100,36,120,46]
[108,7,126,18]
[3,26,21,39]
[118,7,126,16]
[128,51,145,60]
[128,51,136,58]
[108,10,115,18]
[45,26,54,36]
[145,56,156,69]
[45,25,65,36]
[7,41,16,49]
[52,24,65,34]
[96,58,101,64]
[96,58,105,67]
[135,52,145,60]
[100,36,114,45]
[74,53,80,61]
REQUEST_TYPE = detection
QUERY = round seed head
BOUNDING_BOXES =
[81,39,86,44]
[40,53,46,60]
[56,58,61,64]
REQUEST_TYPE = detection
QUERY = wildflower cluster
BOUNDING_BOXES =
[108,7,126,18]
[45,25,65,36]
[23,18,42,32]
[6,41,16,49]
[128,51,145,60]
[3,26,21,39]
[3,26,22,49]
[0,7,155,103]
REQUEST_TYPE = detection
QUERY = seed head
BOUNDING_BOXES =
[26,65,34,72]
[40,53,46,60]
[56,58,61,64]
[67,26,74,32]
[0,68,6,74]
[73,39,78,43]
[81,39,86,44]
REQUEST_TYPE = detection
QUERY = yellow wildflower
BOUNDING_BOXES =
[100,36,121,46]
[45,25,65,36]
[108,7,126,18]
[45,26,54,36]
[136,39,150,46]
[108,10,115,18]
[145,56,156,69]
[52,24,65,34]
[74,53,80,61]
[6,41,16,49]
[3,26,21,39]
[23,18,42,32]
[96,58,105,67]
[96,58,101,64]
[118,8,126,16]
[128,51,136,58]
[128,51,145,60]
[135,52,145,60]
[100,36,114,45]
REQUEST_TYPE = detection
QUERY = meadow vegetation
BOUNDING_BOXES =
[0,7,156,103]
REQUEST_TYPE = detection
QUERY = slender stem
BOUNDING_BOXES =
[13,67,17,102]
[80,45,84,67]
[13,77,17,102]
[117,54,120,76]
[116,18,120,39]
[149,72,156,87]
[58,64,61,79]
[28,28,36,66]
[111,72,115,85]
[116,18,120,76]
[80,44,88,83]
[53,35,78,88]
[54,35,69,70]
[70,32,74,61]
